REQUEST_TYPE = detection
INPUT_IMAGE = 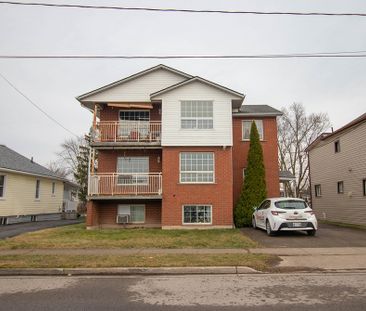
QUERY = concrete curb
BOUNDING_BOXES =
[0,266,261,276]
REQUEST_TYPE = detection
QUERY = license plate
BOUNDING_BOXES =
[293,223,303,228]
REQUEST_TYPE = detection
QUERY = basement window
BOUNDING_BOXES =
[183,205,212,224]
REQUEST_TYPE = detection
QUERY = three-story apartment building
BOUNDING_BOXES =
[77,65,281,229]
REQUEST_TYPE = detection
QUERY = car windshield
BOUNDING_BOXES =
[274,200,307,210]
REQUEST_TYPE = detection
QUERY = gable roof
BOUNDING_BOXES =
[0,145,63,180]
[306,112,366,152]
[233,105,282,117]
[150,76,245,106]
[76,64,193,102]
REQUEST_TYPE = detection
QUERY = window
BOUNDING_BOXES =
[119,110,150,137]
[243,168,247,180]
[52,182,56,195]
[258,200,270,210]
[242,120,264,140]
[119,110,149,121]
[183,205,212,224]
[117,157,149,184]
[118,205,145,223]
[315,184,321,197]
[181,100,213,129]
[0,175,5,198]
[363,179,366,196]
[180,152,214,183]
[337,181,344,194]
[274,200,308,210]
[35,179,40,199]
[334,140,340,153]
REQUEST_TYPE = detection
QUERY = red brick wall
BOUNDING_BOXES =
[99,104,161,122]
[161,147,233,227]
[232,117,280,205]
[87,200,162,228]
[97,149,162,173]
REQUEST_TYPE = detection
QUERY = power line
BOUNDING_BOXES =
[0,1,366,17]
[0,71,78,137]
[1,53,366,59]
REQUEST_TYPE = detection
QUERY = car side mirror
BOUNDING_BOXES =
[253,206,258,211]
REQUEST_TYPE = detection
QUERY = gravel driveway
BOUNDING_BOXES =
[241,223,366,248]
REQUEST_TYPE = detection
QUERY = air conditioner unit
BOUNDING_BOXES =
[116,214,130,224]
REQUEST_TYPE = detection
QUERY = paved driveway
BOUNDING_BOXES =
[0,219,83,239]
[241,223,366,248]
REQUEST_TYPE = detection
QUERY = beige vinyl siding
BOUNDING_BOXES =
[82,68,187,102]
[0,171,63,217]
[309,122,366,226]
[157,81,239,146]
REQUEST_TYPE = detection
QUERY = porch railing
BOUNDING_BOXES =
[89,173,162,196]
[93,121,161,143]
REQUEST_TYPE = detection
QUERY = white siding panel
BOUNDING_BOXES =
[309,122,366,225]
[0,172,64,217]
[159,81,234,146]
[83,69,187,102]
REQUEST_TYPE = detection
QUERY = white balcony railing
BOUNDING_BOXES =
[89,173,162,196]
[93,121,161,143]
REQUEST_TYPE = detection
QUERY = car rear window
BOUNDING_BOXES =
[274,200,307,210]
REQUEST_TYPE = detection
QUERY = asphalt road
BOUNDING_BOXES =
[0,273,365,310]
[0,219,83,239]
[241,223,366,248]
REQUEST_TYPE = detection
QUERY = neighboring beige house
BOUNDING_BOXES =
[0,145,65,225]
[306,113,366,226]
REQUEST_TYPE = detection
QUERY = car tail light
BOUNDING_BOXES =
[305,211,315,215]
[271,211,286,216]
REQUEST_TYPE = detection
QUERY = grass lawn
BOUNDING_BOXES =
[0,253,276,270]
[0,224,257,250]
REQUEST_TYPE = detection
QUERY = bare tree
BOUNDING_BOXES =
[278,103,331,197]
[46,160,70,179]
[57,136,85,175]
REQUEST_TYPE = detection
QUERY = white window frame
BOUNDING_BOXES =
[315,184,322,197]
[182,205,212,225]
[242,168,247,181]
[118,110,150,138]
[180,100,213,130]
[179,152,215,184]
[118,204,145,223]
[119,110,150,121]
[116,157,149,185]
[242,120,264,141]
[334,140,341,153]
[337,181,344,194]
[35,179,40,200]
[51,182,56,196]
[0,175,6,199]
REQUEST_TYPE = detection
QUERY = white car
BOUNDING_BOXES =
[252,197,318,236]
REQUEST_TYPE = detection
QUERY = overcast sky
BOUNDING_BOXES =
[0,0,365,166]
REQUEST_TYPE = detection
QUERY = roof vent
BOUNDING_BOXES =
[30,157,34,163]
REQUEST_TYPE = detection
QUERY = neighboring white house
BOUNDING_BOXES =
[307,113,366,226]
[63,180,79,212]
[0,145,73,225]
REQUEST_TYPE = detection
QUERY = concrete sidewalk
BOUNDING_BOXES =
[1,247,366,272]
[1,247,366,256]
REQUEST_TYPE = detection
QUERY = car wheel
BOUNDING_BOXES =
[266,220,274,236]
[252,217,257,229]
[307,230,316,236]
